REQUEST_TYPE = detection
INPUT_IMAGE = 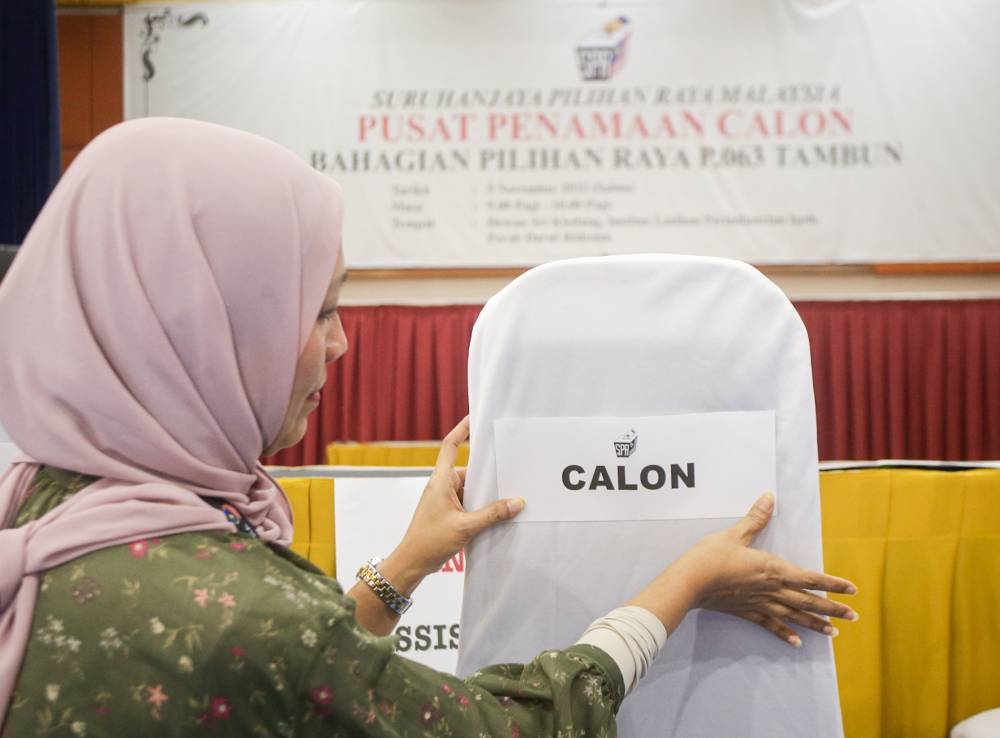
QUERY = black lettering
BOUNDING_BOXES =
[449,623,460,649]
[433,624,448,650]
[616,466,637,491]
[310,150,327,172]
[415,625,431,651]
[671,463,696,489]
[641,465,666,490]
[395,626,412,652]
[589,465,614,490]
[562,465,586,490]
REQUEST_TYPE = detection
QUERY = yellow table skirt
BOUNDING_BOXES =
[279,461,1000,738]
[325,441,469,467]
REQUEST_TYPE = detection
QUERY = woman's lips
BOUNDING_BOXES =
[307,390,322,404]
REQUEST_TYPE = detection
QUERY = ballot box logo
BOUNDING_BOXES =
[561,427,695,492]
[613,429,637,458]
[576,16,632,82]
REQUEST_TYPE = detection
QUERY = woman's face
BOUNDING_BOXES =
[264,252,348,456]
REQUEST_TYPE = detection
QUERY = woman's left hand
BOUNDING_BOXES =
[349,417,524,635]
[394,416,524,578]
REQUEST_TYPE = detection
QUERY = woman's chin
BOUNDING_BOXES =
[262,421,306,457]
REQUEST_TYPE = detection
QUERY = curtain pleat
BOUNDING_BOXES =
[795,300,1000,462]
[264,299,1000,466]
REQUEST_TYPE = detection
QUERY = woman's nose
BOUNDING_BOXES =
[327,314,348,362]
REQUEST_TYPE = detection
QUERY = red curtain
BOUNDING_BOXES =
[265,300,1000,466]
[798,300,1000,461]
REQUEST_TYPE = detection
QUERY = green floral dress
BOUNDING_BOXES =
[3,468,624,738]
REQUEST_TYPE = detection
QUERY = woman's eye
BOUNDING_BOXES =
[318,308,337,322]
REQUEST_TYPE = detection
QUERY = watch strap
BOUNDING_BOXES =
[356,557,413,615]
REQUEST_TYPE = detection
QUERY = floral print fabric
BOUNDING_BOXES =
[3,468,624,737]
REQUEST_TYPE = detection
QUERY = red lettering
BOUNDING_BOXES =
[683,111,704,136]
[799,110,825,136]
[830,109,852,134]
[488,113,507,140]
[628,114,649,139]
[511,113,529,140]
[718,110,742,137]
[751,112,770,137]
[358,115,377,142]
[657,114,678,138]
[406,114,425,142]
[456,113,474,141]
[440,550,465,573]
[538,113,559,139]
[428,117,449,142]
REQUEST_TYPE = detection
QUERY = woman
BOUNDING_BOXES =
[0,119,856,737]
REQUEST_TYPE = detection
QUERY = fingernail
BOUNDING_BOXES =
[758,492,775,513]
[788,635,802,648]
[845,584,858,595]
[506,498,525,515]
[822,624,832,635]
[830,627,840,638]
[847,610,860,622]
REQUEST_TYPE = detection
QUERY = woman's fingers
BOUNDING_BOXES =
[781,565,857,595]
[435,416,470,475]
[733,492,775,545]
[463,497,525,538]
[763,602,837,636]
[774,587,859,621]
[453,467,467,502]
[738,611,802,647]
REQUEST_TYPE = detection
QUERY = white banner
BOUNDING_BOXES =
[495,412,776,522]
[334,476,464,674]
[124,1,1000,267]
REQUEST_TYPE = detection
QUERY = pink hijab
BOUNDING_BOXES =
[0,118,341,718]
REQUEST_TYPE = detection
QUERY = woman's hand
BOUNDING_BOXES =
[392,416,525,578]
[629,492,858,646]
[349,416,524,635]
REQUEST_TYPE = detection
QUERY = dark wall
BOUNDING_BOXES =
[0,0,61,245]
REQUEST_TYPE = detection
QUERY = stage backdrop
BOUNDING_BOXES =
[123,1,1000,268]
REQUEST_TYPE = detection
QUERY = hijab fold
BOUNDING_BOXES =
[0,118,342,723]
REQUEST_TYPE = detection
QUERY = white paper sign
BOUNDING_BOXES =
[334,476,465,674]
[494,411,775,523]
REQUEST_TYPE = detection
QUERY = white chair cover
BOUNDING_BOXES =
[458,255,843,738]
[951,708,1000,738]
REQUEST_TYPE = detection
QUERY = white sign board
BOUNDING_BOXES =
[495,412,776,522]
[334,476,465,674]
[123,1,1000,267]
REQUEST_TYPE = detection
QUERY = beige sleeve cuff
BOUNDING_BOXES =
[575,605,668,695]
